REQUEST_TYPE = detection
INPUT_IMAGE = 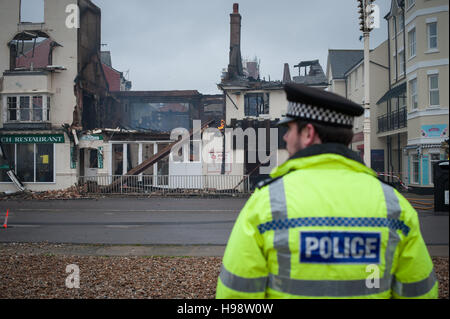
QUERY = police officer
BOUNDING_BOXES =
[216,83,438,299]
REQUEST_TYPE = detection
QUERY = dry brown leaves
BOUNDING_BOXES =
[0,247,447,299]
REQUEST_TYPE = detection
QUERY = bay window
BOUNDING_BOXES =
[5,94,50,122]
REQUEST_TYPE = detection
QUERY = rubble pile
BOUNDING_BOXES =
[0,185,90,201]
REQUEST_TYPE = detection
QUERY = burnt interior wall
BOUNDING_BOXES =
[75,0,110,131]
[229,118,287,187]
[78,0,101,73]
[201,94,224,126]
[104,93,204,133]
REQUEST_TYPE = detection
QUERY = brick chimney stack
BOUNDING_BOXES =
[226,3,244,80]
[282,63,291,83]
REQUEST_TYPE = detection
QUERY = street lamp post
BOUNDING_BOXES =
[358,0,375,168]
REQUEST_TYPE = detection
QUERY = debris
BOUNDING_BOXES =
[0,185,87,201]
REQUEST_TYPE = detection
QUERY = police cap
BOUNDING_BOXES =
[278,83,364,128]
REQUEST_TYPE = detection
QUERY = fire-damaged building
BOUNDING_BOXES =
[0,0,117,192]
[218,3,328,187]
[0,0,226,193]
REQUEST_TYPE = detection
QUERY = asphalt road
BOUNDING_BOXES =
[0,198,448,247]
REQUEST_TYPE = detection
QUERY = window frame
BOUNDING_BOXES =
[408,28,416,59]
[244,93,270,117]
[428,74,440,107]
[398,50,405,76]
[398,14,404,32]
[429,153,441,185]
[411,154,420,184]
[406,0,415,11]
[4,94,50,122]
[409,78,418,110]
[0,143,55,184]
[427,22,438,50]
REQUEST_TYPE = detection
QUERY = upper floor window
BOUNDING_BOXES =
[244,93,269,117]
[20,0,44,23]
[8,32,56,71]
[398,15,404,32]
[427,22,438,50]
[409,78,418,110]
[399,51,405,75]
[6,95,50,122]
[406,0,415,10]
[408,28,416,58]
[428,74,440,106]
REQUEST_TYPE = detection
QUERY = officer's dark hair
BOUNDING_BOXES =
[295,120,354,146]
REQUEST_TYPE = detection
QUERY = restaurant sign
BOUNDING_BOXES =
[0,134,65,144]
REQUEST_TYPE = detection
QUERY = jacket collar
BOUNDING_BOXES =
[289,143,365,165]
[271,143,374,178]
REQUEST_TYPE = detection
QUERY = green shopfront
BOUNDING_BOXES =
[0,134,64,184]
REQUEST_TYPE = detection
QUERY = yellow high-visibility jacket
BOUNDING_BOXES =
[216,143,438,299]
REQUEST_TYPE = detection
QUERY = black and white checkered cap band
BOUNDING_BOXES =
[287,102,354,126]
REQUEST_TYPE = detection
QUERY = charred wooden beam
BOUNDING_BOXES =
[104,119,214,191]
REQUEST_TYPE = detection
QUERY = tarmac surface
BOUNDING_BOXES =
[0,194,447,257]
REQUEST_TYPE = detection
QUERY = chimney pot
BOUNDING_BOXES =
[233,3,239,13]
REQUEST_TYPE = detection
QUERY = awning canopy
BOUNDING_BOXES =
[377,82,407,105]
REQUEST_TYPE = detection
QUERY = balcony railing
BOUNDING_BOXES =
[377,107,407,133]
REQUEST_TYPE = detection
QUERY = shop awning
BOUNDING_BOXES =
[377,82,407,105]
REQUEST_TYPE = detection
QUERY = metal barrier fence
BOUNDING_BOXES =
[78,175,251,195]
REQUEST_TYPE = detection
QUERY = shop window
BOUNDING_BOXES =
[36,144,53,182]
[0,143,54,183]
[17,144,34,182]
[112,144,123,175]
[20,0,44,23]
[127,144,140,171]
[244,93,269,117]
[89,149,98,169]
[412,154,420,184]
[142,144,155,176]
[157,143,170,185]
[0,144,15,182]
[430,153,441,184]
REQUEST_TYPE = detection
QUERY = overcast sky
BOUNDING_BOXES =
[22,0,392,94]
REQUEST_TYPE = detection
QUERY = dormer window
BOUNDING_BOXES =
[8,31,59,71]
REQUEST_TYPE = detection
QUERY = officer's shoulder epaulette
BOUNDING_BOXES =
[255,176,283,189]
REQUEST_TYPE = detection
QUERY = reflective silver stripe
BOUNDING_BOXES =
[269,178,290,278]
[268,274,386,297]
[393,269,437,297]
[266,181,405,297]
[380,183,401,291]
[219,265,268,293]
